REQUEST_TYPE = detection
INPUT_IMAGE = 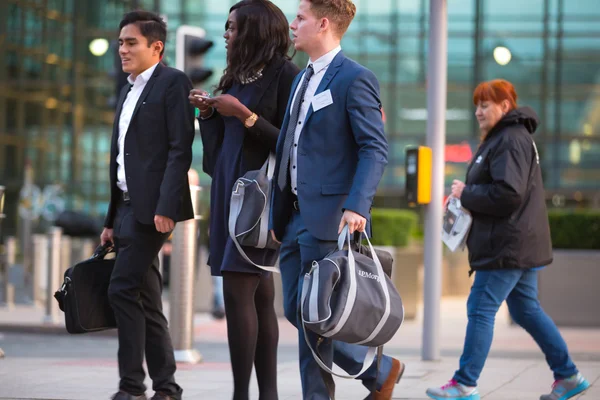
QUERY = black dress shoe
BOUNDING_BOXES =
[111,391,148,400]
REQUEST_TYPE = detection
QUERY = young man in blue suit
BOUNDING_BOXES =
[269,0,404,398]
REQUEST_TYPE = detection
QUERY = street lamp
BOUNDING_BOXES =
[0,185,4,356]
[89,38,109,57]
[0,186,5,220]
[493,46,512,66]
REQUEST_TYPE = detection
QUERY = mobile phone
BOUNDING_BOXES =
[194,94,211,100]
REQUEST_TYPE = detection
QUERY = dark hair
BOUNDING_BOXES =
[119,10,167,57]
[216,0,293,93]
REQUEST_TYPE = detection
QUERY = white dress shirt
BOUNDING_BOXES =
[289,46,342,195]
[116,62,159,192]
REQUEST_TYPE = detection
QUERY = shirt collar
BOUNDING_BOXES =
[308,46,342,75]
[128,62,159,86]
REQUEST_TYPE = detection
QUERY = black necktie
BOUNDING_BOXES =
[277,65,315,191]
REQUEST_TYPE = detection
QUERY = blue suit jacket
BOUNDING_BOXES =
[270,51,388,241]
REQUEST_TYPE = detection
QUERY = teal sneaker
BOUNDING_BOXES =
[426,379,480,400]
[540,373,590,400]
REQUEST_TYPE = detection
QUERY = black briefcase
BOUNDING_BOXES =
[54,243,117,334]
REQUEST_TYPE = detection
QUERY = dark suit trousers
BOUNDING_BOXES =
[108,198,182,398]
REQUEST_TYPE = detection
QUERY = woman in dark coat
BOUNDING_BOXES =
[426,79,590,400]
[189,1,299,399]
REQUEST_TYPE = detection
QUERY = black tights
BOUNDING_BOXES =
[222,271,279,400]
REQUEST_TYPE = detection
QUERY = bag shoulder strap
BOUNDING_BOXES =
[228,181,280,273]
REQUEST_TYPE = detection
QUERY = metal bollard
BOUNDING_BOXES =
[81,238,95,260]
[169,185,202,363]
[69,237,81,264]
[44,227,62,324]
[158,247,164,277]
[32,234,49,305]
[60,235,71,278]
[2,236,16,308]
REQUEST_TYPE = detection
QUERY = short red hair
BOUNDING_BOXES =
[473,79,518,110]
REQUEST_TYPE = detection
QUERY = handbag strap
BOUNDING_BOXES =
[265,153,276,180]
[228,181,280,273]
[300,276,377,379]
[350,230,392,346]
[322,227,356,338]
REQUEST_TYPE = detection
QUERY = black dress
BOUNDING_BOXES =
[208,80,275,276]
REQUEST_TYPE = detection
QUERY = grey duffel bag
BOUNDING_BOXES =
[228,154,280,273]
[301,225,404,378]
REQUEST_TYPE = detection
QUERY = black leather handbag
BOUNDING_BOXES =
[54,243,117,334]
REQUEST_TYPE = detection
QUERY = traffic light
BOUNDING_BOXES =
[406,146,432,206]
[176,25,214,86]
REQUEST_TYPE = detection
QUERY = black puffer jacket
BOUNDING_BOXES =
[461,107,553,272]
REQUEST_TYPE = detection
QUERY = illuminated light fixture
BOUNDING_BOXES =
[46,54,59,64]
[45,98,58,109]
[583,123,593,136]
[493,46,512,66]
[47,10,60,20]
[89,38,109,57]
[582,140,592,151]
[569,140,581,165]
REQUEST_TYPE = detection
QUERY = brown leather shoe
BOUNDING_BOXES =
[371,358,405,400]
[150,393,173,400]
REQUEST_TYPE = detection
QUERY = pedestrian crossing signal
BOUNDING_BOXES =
[176,25,214,86]
[406,146,432,206]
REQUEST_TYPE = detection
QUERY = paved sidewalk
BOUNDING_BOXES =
[0,298,598,399]
[0,354,598,399]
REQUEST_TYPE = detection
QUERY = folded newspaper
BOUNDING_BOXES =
[442,197,472,252]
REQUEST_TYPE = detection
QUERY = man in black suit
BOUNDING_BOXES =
[100,10,195,400]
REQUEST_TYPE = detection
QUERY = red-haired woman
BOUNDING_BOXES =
[426,79,590,400]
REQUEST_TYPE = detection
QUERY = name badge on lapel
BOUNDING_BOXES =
[312,89,333,112]
[475,155,483,164]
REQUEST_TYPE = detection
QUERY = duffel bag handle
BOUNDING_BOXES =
[91,242,114,260]
[343,228,392,346]
[332,227,391,345]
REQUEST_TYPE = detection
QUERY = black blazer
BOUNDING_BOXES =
[104,63,196,228]
[199,57,301,176]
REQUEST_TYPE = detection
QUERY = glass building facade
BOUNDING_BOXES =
[2,0,600,233]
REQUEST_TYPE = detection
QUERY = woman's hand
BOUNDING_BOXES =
[451,180,466,199]
[204,94,252,121]
[189,89,213,118]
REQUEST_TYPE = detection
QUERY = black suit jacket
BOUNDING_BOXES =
[104,63,195,228]
[199,57,300,175]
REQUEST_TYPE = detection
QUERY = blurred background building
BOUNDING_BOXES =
[1,0,600,235]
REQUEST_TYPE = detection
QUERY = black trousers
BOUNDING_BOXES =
[108,199,182,398]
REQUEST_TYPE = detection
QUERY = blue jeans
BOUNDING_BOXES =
[279,211,393,400]
[212,276,224,309]
[454,269,578,387]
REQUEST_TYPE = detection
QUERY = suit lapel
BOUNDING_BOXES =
[128,63,163,126]
[247,57,285,113]
[303,51,345,126]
